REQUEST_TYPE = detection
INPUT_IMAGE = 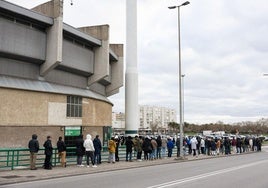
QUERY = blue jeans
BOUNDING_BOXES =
[150,149,156,159]
[94,152,101,164]
[156,147,162,159]
[161,147,166,157]
[126,151,132,161]
[168,148,173,157]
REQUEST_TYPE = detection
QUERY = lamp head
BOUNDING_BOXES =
[182,1,190,6]
[168,6,176,9]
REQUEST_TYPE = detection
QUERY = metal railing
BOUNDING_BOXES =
[0,146,129,170]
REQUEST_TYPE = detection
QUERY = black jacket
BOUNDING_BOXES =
[76,136,85,156]
[57,140,66,152]
[28,135,39,153]
[125,138,133,152]
[43,140,53,156]
[93,138,102,153]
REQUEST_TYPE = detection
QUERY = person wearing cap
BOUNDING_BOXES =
[43,136,53,170]
[28,134,39,170]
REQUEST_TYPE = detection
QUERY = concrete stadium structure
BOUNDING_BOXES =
[0,0,123,148]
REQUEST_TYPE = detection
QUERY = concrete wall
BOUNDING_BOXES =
[0,88,112,148]
[82,98,112,126]
[0,58,40,80]
[0,126,62,148]
[0,126,105,148]
[44,69,88,89]
[62,39,94,74]
[0,18,46,62]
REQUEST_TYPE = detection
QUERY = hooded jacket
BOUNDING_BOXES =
[28,134,39,153]
[83,134,95,152]
[108,139,116,153]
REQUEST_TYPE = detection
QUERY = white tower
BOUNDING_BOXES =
[125,0,139,136]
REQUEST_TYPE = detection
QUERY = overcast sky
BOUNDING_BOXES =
[6,0,268,124]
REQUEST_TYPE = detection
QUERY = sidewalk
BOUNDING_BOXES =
[0,152,255,186]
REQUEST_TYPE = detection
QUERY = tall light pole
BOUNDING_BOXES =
[168,1,190,158]
[182,74,185,130]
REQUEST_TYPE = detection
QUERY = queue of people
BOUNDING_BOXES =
[28,133,102,170]
[28,133,263,170]
[183,135,263,157]
[107,135,175,162]
[75,134,102,168]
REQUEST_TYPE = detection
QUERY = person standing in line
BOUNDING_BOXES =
[156,135,162,159]
[125,136,134,162]
[231,137,237,154]
[200,137,205,154]
[150,137,157,160]
[28,134,39,170]
[167,137,174,157]
[76,134,85,167]
[211,139,216,156]
[142,136,152,161]
[43,136,53,170]
[161,136,167,158]
[84,134,97,168]
[114,136,120,162]
[224,137,230,155]
[108,137,116,163]
[216,138,221,155]
[93,135,102,165]
[191,137,198,157]
[133,135,143,161]
[57,136,66,167]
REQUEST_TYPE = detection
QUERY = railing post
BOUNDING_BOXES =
[6,150,10,167]
[16,150,19,166]
[11,150,15,170]
[53,148,57,167]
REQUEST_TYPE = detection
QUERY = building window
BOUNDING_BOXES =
[67,96,82,117]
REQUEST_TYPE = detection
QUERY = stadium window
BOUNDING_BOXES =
[67,96,82,117]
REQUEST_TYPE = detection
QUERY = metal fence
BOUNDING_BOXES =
[0,146,128,170]
[0,146,179,170]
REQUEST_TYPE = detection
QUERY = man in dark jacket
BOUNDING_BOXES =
[57,136,66,167]
[28,134,39,170]
[93,135,102,164]
[125,136,134,161]
[76,134,85,167]
[43,136,53,170]
[156,135,162,159]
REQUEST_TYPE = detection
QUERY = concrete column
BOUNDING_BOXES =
[106,44,124,97]
[125,0,139,136]
[32,0,63,76]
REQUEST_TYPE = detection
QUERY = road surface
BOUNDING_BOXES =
[2,149,268,188]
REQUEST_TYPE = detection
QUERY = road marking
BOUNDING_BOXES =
[147,159,268,188]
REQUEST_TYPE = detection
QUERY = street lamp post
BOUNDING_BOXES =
[168,1,190,158]
[182,74,185,130]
